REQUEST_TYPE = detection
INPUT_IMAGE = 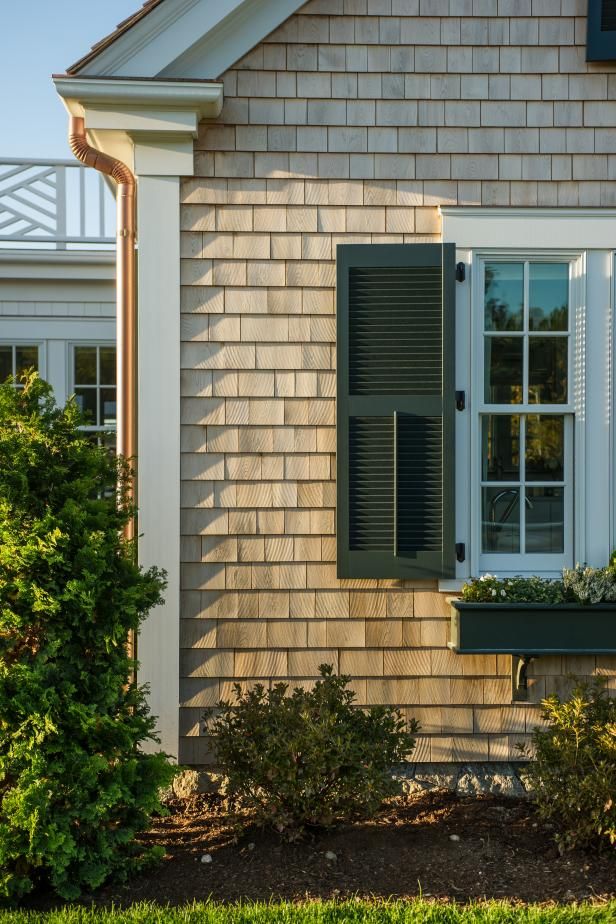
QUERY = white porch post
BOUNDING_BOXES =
[135,173,181,758]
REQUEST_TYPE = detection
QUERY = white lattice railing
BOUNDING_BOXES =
[0,159,116,249]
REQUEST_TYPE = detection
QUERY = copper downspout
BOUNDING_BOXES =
[68,115,137,661]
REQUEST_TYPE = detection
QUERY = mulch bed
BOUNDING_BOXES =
[68,791,616,907]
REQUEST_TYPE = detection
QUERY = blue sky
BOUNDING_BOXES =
[2,1,139,159]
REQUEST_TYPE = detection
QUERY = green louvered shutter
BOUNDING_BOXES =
[587,0,616,61]
[337,244,456,580]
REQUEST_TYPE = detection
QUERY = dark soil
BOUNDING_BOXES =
[76,791,616,907]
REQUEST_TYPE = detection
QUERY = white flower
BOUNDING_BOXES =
[500,589,506,597]
[491,589,497,596]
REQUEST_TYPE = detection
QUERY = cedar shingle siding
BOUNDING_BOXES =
[178,0,616,765]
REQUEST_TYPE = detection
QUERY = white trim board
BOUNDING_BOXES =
[441,208,616,250]
[69,0,307,81]
[135,172,181,760]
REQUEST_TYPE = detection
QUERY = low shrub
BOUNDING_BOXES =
[0,375,175,901]
[521,681,616,852]
[207,664,419,838]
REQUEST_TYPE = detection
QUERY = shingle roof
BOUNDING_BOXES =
[66,0,166,75]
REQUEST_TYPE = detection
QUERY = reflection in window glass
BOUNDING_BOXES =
[528,337,568,404]
[481,415,520,481]
[484,337,523,404]
[525,487,564,553]
[482,487,520,553]
[0,347,12,381]
[0,344,39,385]
[74,346,97,385]
[529,263,568,331]
[484,263,524,331]
[99,347,116,385]
[75,388,97,423]
[526,416,564,481]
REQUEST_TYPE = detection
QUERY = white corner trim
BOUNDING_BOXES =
[135,172,181,760]
[70,0,307,80]
[53,77,223,119]
[441,207,616,250]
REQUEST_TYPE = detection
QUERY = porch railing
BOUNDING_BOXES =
[0,159,116,250]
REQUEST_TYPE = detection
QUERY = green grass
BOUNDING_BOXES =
[1,902,615,924]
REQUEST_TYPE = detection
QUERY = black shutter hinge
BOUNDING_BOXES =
[456,542,466,563]
[455,390,465,411]
[456,262,466,282]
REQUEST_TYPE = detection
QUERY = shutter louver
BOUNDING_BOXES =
[602,0,616,31]
[587,0,616,60]
[337,244,456,580]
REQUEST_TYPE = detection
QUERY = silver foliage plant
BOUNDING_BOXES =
[562,563,616,605]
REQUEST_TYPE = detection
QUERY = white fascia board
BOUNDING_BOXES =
[441,207,616,250]
[159,0,309,79]
[84,107,198,136]
[53,77,223,119]
[0,251,115,280]
[72,0,306,80]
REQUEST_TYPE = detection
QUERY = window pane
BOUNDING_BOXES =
[100,347,116,385]
[482,487,520,553]
[529,263,568,332]
[528,337,568,403]
[481,415,520,481]
[0,346,12,380]
[100,388,117,426]
[526,487,564,553]
[484,337,523,404]
[526,415,564,481]
[15,346,38,375]
[484,262,524,331]
[74,347,97,385]
[74,387,97,424]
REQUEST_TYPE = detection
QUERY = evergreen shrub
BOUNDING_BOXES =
[207,664,419,839]
[0,375,174,900]
[522,681,616,852]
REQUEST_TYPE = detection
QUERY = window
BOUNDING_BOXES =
[0,343,40,386]
[475,258,576,574]
[71,344,116,448]
[587,0,616,62]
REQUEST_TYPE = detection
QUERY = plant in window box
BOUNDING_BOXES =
[449,561,616,662]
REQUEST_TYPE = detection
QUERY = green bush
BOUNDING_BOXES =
[461,574,566,604]
[207,664,419,838]
[0,375,175,901]
[522,681,616,852]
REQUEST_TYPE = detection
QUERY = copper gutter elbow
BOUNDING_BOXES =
[68,115,137,538]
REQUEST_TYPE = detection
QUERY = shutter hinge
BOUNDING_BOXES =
[456,542,466,563]
[456,262,466,282]
[455,390,466,411]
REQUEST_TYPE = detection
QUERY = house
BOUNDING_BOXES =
[53,0,616,766]
[0,159,117,441]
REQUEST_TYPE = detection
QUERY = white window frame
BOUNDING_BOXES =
[0,339,46,383]
[440,208,616,588]
[472,252,580,576]
[69,341,117,436]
